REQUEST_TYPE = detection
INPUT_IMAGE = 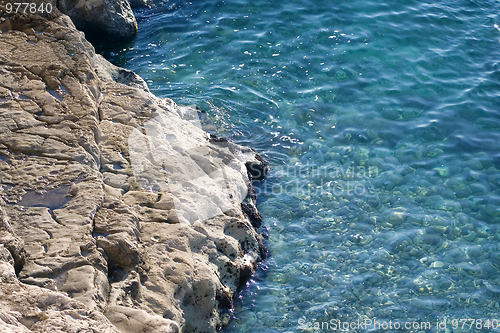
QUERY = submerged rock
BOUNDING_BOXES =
[0,5,267,333]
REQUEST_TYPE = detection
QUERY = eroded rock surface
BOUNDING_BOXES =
[0,6,267,333]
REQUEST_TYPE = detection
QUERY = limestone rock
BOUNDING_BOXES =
[95,55,150,92]
[0,5,267,333]
[105,306,179,333]
[0,198,26,269]
[0,248,121,333]
[56,0,138,40]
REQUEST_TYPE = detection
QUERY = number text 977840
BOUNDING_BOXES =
[5,2,53,14]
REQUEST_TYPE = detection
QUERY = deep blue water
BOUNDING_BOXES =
[101,1,500,332]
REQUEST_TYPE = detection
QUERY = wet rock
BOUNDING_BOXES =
[429,261,445,269]
[384,208,406,226]
[245,152,269,181]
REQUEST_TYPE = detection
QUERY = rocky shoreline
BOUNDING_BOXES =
[0,2,268,332]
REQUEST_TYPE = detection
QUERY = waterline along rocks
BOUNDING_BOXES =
[0,3,268,333]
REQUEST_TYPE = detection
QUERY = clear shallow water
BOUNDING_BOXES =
[100,0,500,331]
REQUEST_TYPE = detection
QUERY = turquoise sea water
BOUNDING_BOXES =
[100,1,500,332]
